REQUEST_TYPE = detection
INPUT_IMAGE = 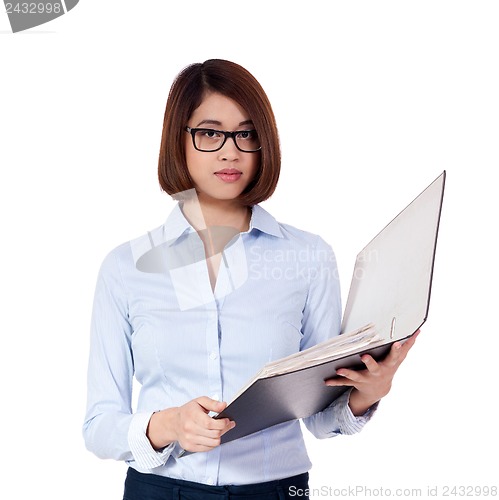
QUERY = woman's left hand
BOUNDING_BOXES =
[325,330,420,416]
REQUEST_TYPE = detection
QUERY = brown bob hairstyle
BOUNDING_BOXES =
[158,59,281,206]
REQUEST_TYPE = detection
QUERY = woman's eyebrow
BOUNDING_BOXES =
[238,120,254,127]
[195,119,222,127]
[195,119,254,128]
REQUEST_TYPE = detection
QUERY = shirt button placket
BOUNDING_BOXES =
[205,304,223,483]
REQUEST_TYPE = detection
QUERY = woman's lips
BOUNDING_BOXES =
[214,169,242,183]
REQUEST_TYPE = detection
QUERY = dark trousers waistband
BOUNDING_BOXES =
[123,467,310,499]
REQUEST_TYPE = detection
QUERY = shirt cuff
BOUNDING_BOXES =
[335,389,379,435]
[127,411,175,470]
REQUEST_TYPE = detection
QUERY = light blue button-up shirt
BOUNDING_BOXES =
[83,203,374,485]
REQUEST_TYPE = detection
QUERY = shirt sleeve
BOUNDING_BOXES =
[82,247,174,469]
[299,236,377,438]
[303,389,379,438]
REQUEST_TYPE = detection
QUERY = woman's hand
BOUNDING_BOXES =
[146,396,235,452]
[325,330,419,416]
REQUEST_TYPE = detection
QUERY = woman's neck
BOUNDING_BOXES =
[180,196,251,291]
[182,196,251,233]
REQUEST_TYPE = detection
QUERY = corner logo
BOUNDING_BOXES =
[3,1,78,33]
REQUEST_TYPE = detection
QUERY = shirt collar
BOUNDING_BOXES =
[248,205,284,238]
[162,203,284,245]
[162,203,193,245]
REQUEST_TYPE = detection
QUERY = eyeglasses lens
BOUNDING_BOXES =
[194,130,260,152]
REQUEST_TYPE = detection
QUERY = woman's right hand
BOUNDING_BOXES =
[146,396,236,453]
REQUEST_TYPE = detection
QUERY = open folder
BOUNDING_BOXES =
[206,172,446,447]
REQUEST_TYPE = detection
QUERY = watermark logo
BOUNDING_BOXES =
[3,1,78,33]
[131,189,248,311]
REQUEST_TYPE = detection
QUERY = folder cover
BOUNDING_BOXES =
[213,172,446,445]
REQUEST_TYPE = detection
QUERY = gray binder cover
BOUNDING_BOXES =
[214,172,446,445]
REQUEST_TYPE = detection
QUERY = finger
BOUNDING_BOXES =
[400,330,419,351]
[386,334,413,361]
[190,410,231,434]
[325,377,356,387]
[185,403,230,432]
[205,416,234,431]
[187,433,224,451]
[383,341,404,366]
[200,421,235,439]
[220,420,236,436]
[185,417,231,441]
[326,368,364,384]
[404,331,419,351]
[359,354,384,375]
[188,420,236,449]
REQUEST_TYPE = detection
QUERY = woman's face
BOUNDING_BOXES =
[185,92,260,205]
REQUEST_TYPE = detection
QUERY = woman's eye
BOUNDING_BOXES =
[205,130,221,139]
[237,131,255,140]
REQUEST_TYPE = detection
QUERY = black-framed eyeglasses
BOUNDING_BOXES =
[185,127,261,153]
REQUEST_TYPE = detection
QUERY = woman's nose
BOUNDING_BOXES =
[217,136,240,161]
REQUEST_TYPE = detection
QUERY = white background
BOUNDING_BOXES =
[1,1,498,498]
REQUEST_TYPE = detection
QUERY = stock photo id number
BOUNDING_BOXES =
[3,0,79,32]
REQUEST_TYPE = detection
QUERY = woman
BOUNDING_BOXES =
[83,59,416,499]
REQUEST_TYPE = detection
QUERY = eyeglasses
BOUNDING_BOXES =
[185,127,261,153]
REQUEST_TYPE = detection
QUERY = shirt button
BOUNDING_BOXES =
[211,393,219,401]
[207,477,214,485]
[209,351,218,360]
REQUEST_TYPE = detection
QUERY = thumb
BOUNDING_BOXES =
[196,396,227,413]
